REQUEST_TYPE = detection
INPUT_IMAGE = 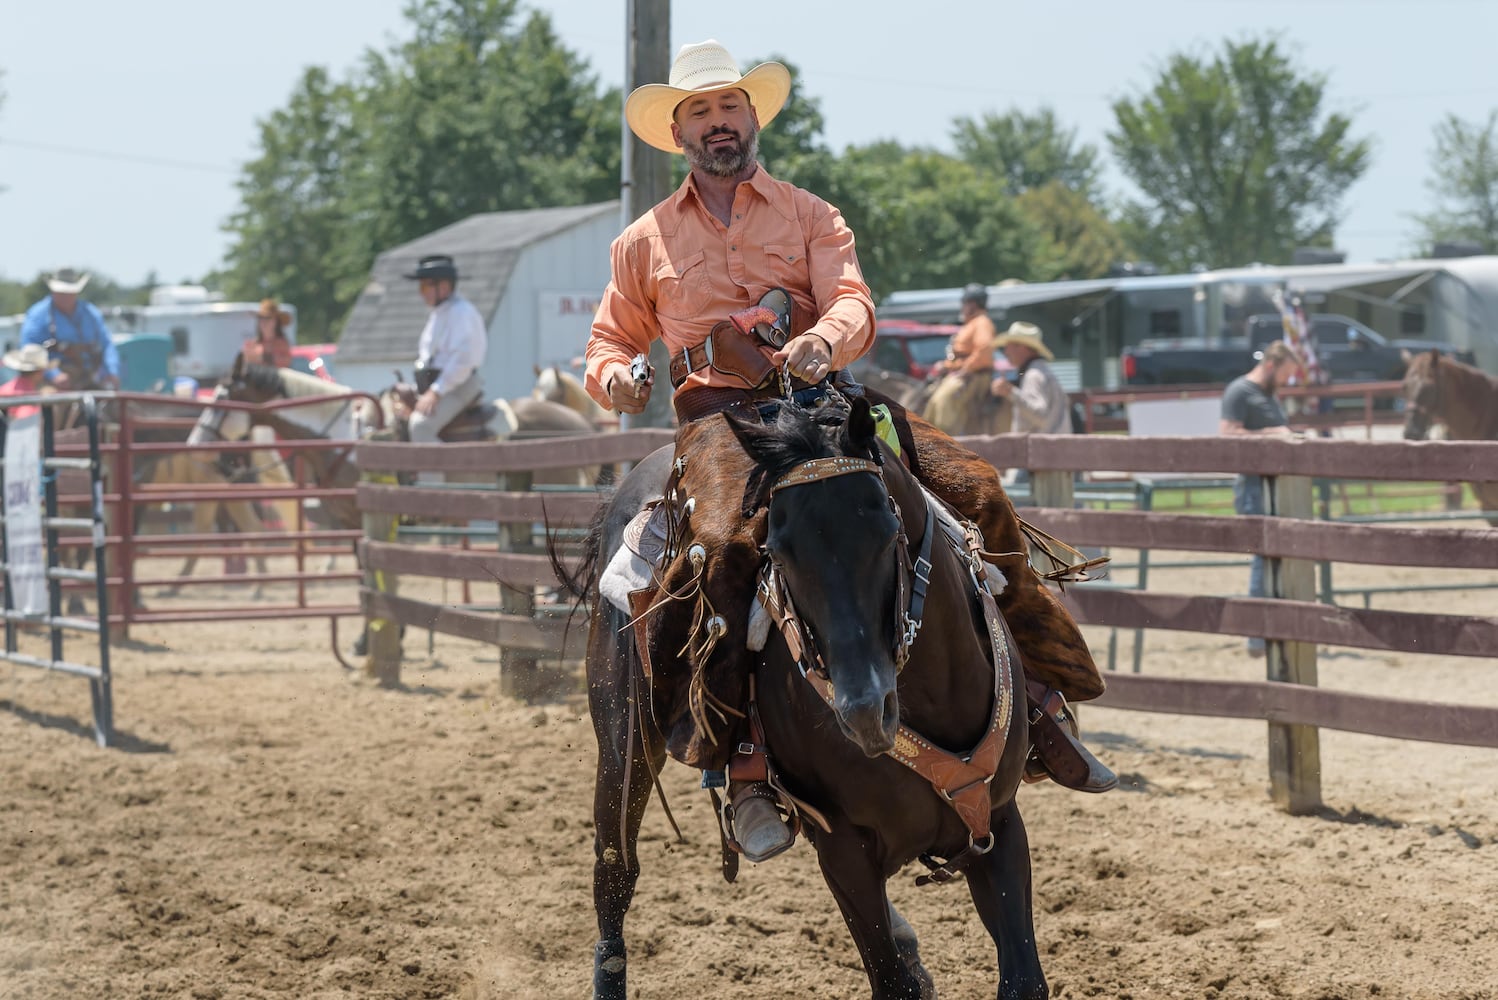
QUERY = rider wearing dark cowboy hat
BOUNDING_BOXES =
[403,254,488,444]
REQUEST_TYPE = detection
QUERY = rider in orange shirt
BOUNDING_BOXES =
[241,299,294,369]
[586,39,1115,863]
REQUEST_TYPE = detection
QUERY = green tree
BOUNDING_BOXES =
[1411,111,1498,254]
[751,56,826,174]
[349,0,619,256]
[782,143,1039,300]
[1108,36,1371,271]
[220,0,620,340]
[220,66,363,341]
[1014,181,1129,281]
[952,107,1102,199]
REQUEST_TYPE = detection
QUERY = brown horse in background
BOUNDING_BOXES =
[1402,349,1498,524]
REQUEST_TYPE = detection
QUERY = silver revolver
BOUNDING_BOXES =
[629,352,654,392]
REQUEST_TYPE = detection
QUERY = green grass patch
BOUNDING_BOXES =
[1085,480,1468,518]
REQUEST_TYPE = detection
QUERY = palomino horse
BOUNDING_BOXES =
[136,447,289,598]
[921,370,1014,437]
[1402,349,1498,525]
[187,359,378,531]
[532,365,616,429]
[573,397,1042,999]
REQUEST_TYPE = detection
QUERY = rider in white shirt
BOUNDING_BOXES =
[406,254,488,443]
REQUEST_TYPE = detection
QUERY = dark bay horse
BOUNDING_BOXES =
[576,397,1043,999]
[1402,349,1498,524]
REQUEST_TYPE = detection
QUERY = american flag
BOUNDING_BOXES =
[1269,287,1324,386]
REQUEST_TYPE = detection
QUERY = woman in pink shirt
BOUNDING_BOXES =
[0,343,55,420]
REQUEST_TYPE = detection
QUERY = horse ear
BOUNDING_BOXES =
[1400,348,1412,365]
[723,405,767,453]
[232,352,246,379]
[533,364,542,377]
[846,395,877,454]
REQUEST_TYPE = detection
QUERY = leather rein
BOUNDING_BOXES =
[755,455,1017,885]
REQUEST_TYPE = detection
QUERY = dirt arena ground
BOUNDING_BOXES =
[2,552,1496,1000]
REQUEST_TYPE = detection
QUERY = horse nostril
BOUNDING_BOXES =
[882,689,899,734]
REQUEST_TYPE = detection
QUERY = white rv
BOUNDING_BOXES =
[111,286,298,381]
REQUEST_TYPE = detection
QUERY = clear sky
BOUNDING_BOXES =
[3,0,1497,289]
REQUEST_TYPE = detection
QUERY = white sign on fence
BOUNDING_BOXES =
[3,412,47,615]
[1126,396,1223,437]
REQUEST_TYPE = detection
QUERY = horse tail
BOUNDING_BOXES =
[547,497,606,604]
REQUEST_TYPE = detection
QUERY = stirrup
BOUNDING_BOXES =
[727,781,795,863]
[1027,688,1118,794]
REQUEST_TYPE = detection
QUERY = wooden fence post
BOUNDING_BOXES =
[1267,473,1321,814]
[1029,469,1074,511]
[495,469,539,698]
[361,470,401,686]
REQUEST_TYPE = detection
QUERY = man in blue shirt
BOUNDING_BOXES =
[19,268,121,390]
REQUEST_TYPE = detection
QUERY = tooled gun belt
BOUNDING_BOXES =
[667,341,713,388]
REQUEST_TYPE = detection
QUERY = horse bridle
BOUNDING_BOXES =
[753,453,1018,883]
[760,455,935,676]
[192,378,359,483]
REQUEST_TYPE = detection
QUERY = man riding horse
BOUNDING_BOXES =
[19,267,121,391]
[584,39,1115,864]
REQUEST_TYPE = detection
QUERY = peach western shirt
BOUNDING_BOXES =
[585,166,876,408]
[946,313,997,376]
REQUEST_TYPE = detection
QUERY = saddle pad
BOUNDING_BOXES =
[600,542,652,615]
[600,502,669,614]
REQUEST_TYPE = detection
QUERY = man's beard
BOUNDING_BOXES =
[682,123,759,178]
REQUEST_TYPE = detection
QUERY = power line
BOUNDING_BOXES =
[0,136,240,175]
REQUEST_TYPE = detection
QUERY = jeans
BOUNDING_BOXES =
[1235,474,1270,654]
[1234,474,1267,599]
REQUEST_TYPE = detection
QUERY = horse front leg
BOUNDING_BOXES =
[965,799,1047,1000]
[588,607,663,1000]
[815,827,932,1000]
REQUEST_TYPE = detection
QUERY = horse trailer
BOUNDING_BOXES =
[879,256,1498,391]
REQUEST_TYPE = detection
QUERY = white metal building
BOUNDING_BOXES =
[334,202,621,400]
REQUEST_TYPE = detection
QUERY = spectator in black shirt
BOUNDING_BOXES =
[1219,340,1304,653]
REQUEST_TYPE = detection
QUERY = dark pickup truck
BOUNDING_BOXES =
[1120,313,1473,387]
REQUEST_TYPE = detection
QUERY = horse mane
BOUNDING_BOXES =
[723,399,889,519]
[537,366,609,422]
[243,362,365,439]
[726,404,841,484]
[274,364,349,397]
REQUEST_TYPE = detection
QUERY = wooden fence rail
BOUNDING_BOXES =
[352,428,1498,811]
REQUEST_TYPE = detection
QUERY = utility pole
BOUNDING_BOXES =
[622,0,676,428]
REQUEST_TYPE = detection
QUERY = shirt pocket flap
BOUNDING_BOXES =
[655,249,706,283]
[762,243,802,265]
[654,250,710,319]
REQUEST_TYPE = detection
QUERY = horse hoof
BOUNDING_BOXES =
[592,937,627,1000]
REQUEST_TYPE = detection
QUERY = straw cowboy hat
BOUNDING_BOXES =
[257,298,293,326]
[993,321,1054,361]
[624,39,792,154]
[46,267,90,295]
[3,343,56,373]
